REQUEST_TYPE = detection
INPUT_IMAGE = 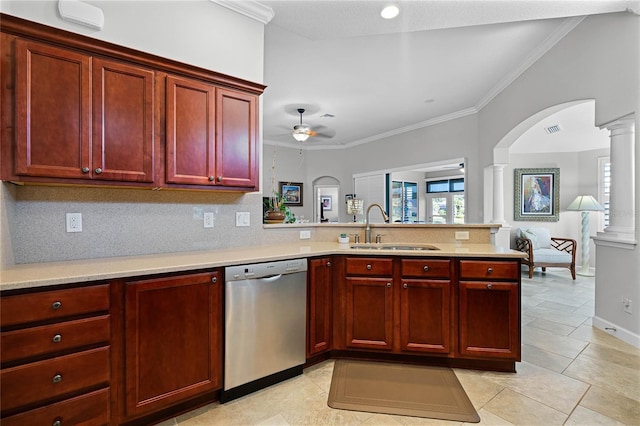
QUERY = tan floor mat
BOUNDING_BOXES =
[328,359,480,423]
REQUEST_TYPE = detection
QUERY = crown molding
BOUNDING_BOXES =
[475,16,585,111]
[344,107,478,149]
[210,0,274,24]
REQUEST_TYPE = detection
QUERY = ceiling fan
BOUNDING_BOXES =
[291,108,335,142]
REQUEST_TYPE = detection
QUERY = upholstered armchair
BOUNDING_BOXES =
[515,227,576,280]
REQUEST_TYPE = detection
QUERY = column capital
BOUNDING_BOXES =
[600,114,635,132]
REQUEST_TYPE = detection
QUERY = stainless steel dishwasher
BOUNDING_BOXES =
[222,258,307,402]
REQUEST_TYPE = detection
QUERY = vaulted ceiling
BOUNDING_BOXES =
[259,1,631,151]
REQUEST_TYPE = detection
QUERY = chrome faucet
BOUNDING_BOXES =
[364,203,389,243]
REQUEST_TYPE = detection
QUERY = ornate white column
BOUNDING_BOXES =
[600,116,635,241]
[491,164,507,225]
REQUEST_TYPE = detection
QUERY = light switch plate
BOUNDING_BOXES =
[236,212,250,227]
[299,230,311,239]
[455,231,469,240]
[204,212,214,228]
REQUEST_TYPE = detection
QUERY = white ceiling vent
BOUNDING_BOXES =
[544,124,562,134]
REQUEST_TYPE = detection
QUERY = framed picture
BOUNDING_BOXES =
[279,181,303,206]
[514,168,560,222]
[321,195,332,211]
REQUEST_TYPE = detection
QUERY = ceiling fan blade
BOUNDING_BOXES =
[310,125,336,139]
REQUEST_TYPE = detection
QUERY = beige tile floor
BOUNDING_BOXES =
[160,268,640,425]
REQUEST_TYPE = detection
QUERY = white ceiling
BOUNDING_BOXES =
[259,0,632,151]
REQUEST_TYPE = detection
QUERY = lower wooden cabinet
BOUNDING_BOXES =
[307,257,333,356]
[124,270,222,418]
[400,279,451,353]
[1,388,109,426]
[333,256,520,364]
[0,283,111,422]
[458,260,520,360]
[345,277,394,350]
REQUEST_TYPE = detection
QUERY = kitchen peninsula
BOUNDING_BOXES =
[1,225,524,425]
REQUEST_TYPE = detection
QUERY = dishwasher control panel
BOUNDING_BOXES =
[225,258,307,281]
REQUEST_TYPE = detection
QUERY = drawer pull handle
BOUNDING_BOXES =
[403,283,408,289]
[52,334,62,343]
[52,374,62,383]
[423,265,430,272]
[52,301,62,310]
[487,284,493,290]
[326,261,332,267]
[487,267,493,274]
[386,282,391,288]
[366,264,372,270]
[53,420,62,426]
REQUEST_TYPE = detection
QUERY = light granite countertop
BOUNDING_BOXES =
[0,242,524,291]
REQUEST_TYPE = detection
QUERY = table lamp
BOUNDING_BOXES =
[567,195,604,276]
[346,199,364,222]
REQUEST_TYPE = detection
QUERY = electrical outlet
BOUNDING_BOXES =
[204,212,214,228]
[455,231,469,240]
[299,230,311,239]
[235,212,250,227]
[66,213,82,233]
[623,297,632,314]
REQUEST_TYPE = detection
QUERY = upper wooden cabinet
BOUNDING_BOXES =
[165,78,258,189]
[14,40,155,183]
[15,39,92,180]
[1,14,264,191]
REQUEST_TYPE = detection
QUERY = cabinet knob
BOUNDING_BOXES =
[423,265,430,272]
[52,334,62,343]
[386,282,391,288]
[366,264,372,270]
[94,167,102,174]
[52,301,62,310]
[52,374,62,383]
[403,283,408,289]
[487,284,493,290]
[53,420,62,426]
[326,261,332,267]
[217,176,223,182]
[487,267,493,274]
[208,176,215,181]
[211,277,217,283]
[81,167,90,173]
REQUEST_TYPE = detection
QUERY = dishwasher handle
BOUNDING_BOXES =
[260,274,284,282]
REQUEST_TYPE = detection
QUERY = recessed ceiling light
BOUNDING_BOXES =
[380,5,399,19]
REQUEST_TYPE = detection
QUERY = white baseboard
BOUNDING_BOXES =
[592,316,640,349]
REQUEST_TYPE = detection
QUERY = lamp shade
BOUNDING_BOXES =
[567,195,604,211]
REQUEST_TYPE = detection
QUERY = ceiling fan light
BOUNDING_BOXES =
[292,126,310,142]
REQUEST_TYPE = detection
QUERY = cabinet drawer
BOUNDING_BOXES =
[345,257,393,276]
[459,260,519,280]
[1,284,109,327]
[1,347,110,412]
[1,388,109,426]
[401,259,451,278]
[1,315,110,363]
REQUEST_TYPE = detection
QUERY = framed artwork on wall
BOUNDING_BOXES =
[321,196,332,211]
[514,168,560,222]
[279,181,303,206]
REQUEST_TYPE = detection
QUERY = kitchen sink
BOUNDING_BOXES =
[349,244,440,251]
